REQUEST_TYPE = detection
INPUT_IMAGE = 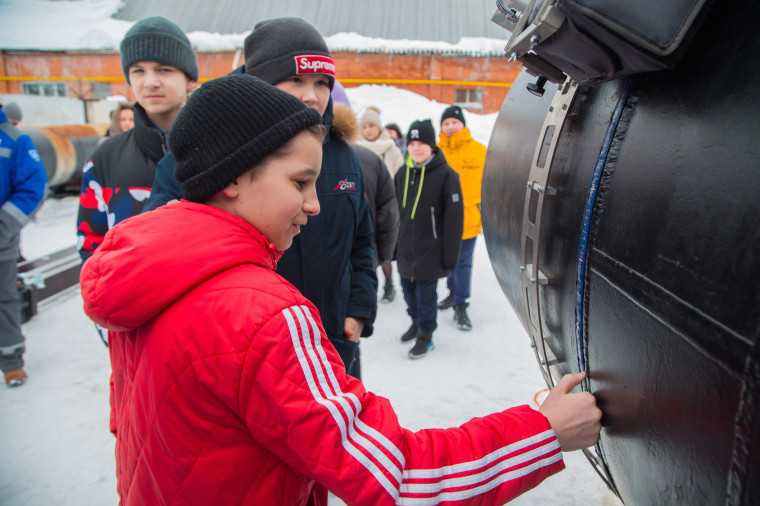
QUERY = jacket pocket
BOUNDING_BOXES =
[430,206,438,240]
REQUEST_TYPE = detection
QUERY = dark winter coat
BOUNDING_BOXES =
[76,103,165,261]
[277,99,377,346]
[352,144,398,267]
[142,150,180,212]
[394,148,464,281]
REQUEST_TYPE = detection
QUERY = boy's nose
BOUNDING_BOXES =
[300,86,318,106]
[304,192,320,216]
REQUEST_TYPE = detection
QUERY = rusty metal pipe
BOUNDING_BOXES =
[21,125,104,188]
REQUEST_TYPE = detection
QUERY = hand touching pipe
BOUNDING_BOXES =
[539,371,602,451]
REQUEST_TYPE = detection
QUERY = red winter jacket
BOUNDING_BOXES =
[80,201,564,505]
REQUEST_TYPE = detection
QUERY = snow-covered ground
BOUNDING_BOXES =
[1,85,621,506]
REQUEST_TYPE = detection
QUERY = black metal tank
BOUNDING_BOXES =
[482,1,760,504]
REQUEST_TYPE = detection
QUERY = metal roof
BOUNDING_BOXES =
[113,0,508,43]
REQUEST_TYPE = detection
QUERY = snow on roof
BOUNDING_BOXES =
[0,0,509,57]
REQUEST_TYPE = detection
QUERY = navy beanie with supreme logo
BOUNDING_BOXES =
[243,17,335,90]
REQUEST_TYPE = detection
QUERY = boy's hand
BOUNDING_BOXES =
[539,371,602,451]
[343,317,364,342]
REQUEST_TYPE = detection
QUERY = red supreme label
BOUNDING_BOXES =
[295,55,336,76]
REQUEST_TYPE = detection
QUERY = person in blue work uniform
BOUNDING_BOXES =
[0,104,48,386]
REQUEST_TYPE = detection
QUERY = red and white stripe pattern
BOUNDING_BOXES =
[398,431,561,505]
[281,305,562,505]
[283,305,405,500]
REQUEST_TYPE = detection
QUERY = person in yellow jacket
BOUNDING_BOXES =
[436,105,487,330]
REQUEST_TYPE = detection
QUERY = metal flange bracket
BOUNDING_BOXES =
[520,77,579,388]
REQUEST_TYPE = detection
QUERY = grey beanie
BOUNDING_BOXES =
[120,16,199,84]
[3,102,22,122]
[244,17,335,89]
[171,74,323,203]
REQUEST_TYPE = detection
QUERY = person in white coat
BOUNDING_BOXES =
[356,106,404,302]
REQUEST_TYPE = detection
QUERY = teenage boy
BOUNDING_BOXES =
[76,16,198,262]
[396,119,464,359]
[436,105,488,331]
[80,73,602,506]
[143,18,376,379]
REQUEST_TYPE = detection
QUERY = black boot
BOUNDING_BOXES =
[381,279,395,303]
[408,331,434,359]
[454,305,472,331]
[437,293,454,310]
[400,322,418,343]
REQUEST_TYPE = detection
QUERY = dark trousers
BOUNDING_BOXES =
[329,336,361,380]
[0,256,24,371]
[447,237,477,308]
[400,277,438,333]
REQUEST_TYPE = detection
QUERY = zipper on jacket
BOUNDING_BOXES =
[402,165,426,220]
[430,206,438,239]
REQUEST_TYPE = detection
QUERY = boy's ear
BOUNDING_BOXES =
[186,79,199,93]
[220,178,240,199]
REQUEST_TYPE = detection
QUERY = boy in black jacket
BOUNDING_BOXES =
[394,119,464,359]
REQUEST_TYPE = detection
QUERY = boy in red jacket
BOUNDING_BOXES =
[80,74,601,506]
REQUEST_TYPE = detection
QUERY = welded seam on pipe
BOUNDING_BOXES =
[574,78,636,387]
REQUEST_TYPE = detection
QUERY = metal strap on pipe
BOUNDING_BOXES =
[520,77,578,388]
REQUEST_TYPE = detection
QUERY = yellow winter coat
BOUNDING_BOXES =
[438,127,486,239]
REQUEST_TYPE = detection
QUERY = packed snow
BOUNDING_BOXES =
[0,1,620,504]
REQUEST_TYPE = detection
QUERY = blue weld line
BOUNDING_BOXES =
[574,79,636,387]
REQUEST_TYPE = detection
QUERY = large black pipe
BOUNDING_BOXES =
[482,1,759,504]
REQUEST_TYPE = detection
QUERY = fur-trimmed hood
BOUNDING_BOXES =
[328,100,358,144]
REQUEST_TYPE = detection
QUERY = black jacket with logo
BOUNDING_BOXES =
[275,100,377,344]
[394,148,463,281]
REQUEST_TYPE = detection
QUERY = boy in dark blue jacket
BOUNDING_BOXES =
[395,119,464,359]
[143,18,376,378]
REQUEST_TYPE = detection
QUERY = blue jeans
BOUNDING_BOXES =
[447,237,477,307]
[400,277,438,333]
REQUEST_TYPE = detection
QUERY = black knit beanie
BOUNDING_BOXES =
[244,18,335,90]
[171,74,323,202]
[406,119,437,151]
[120,16,199,84]
[441,105,466,126]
